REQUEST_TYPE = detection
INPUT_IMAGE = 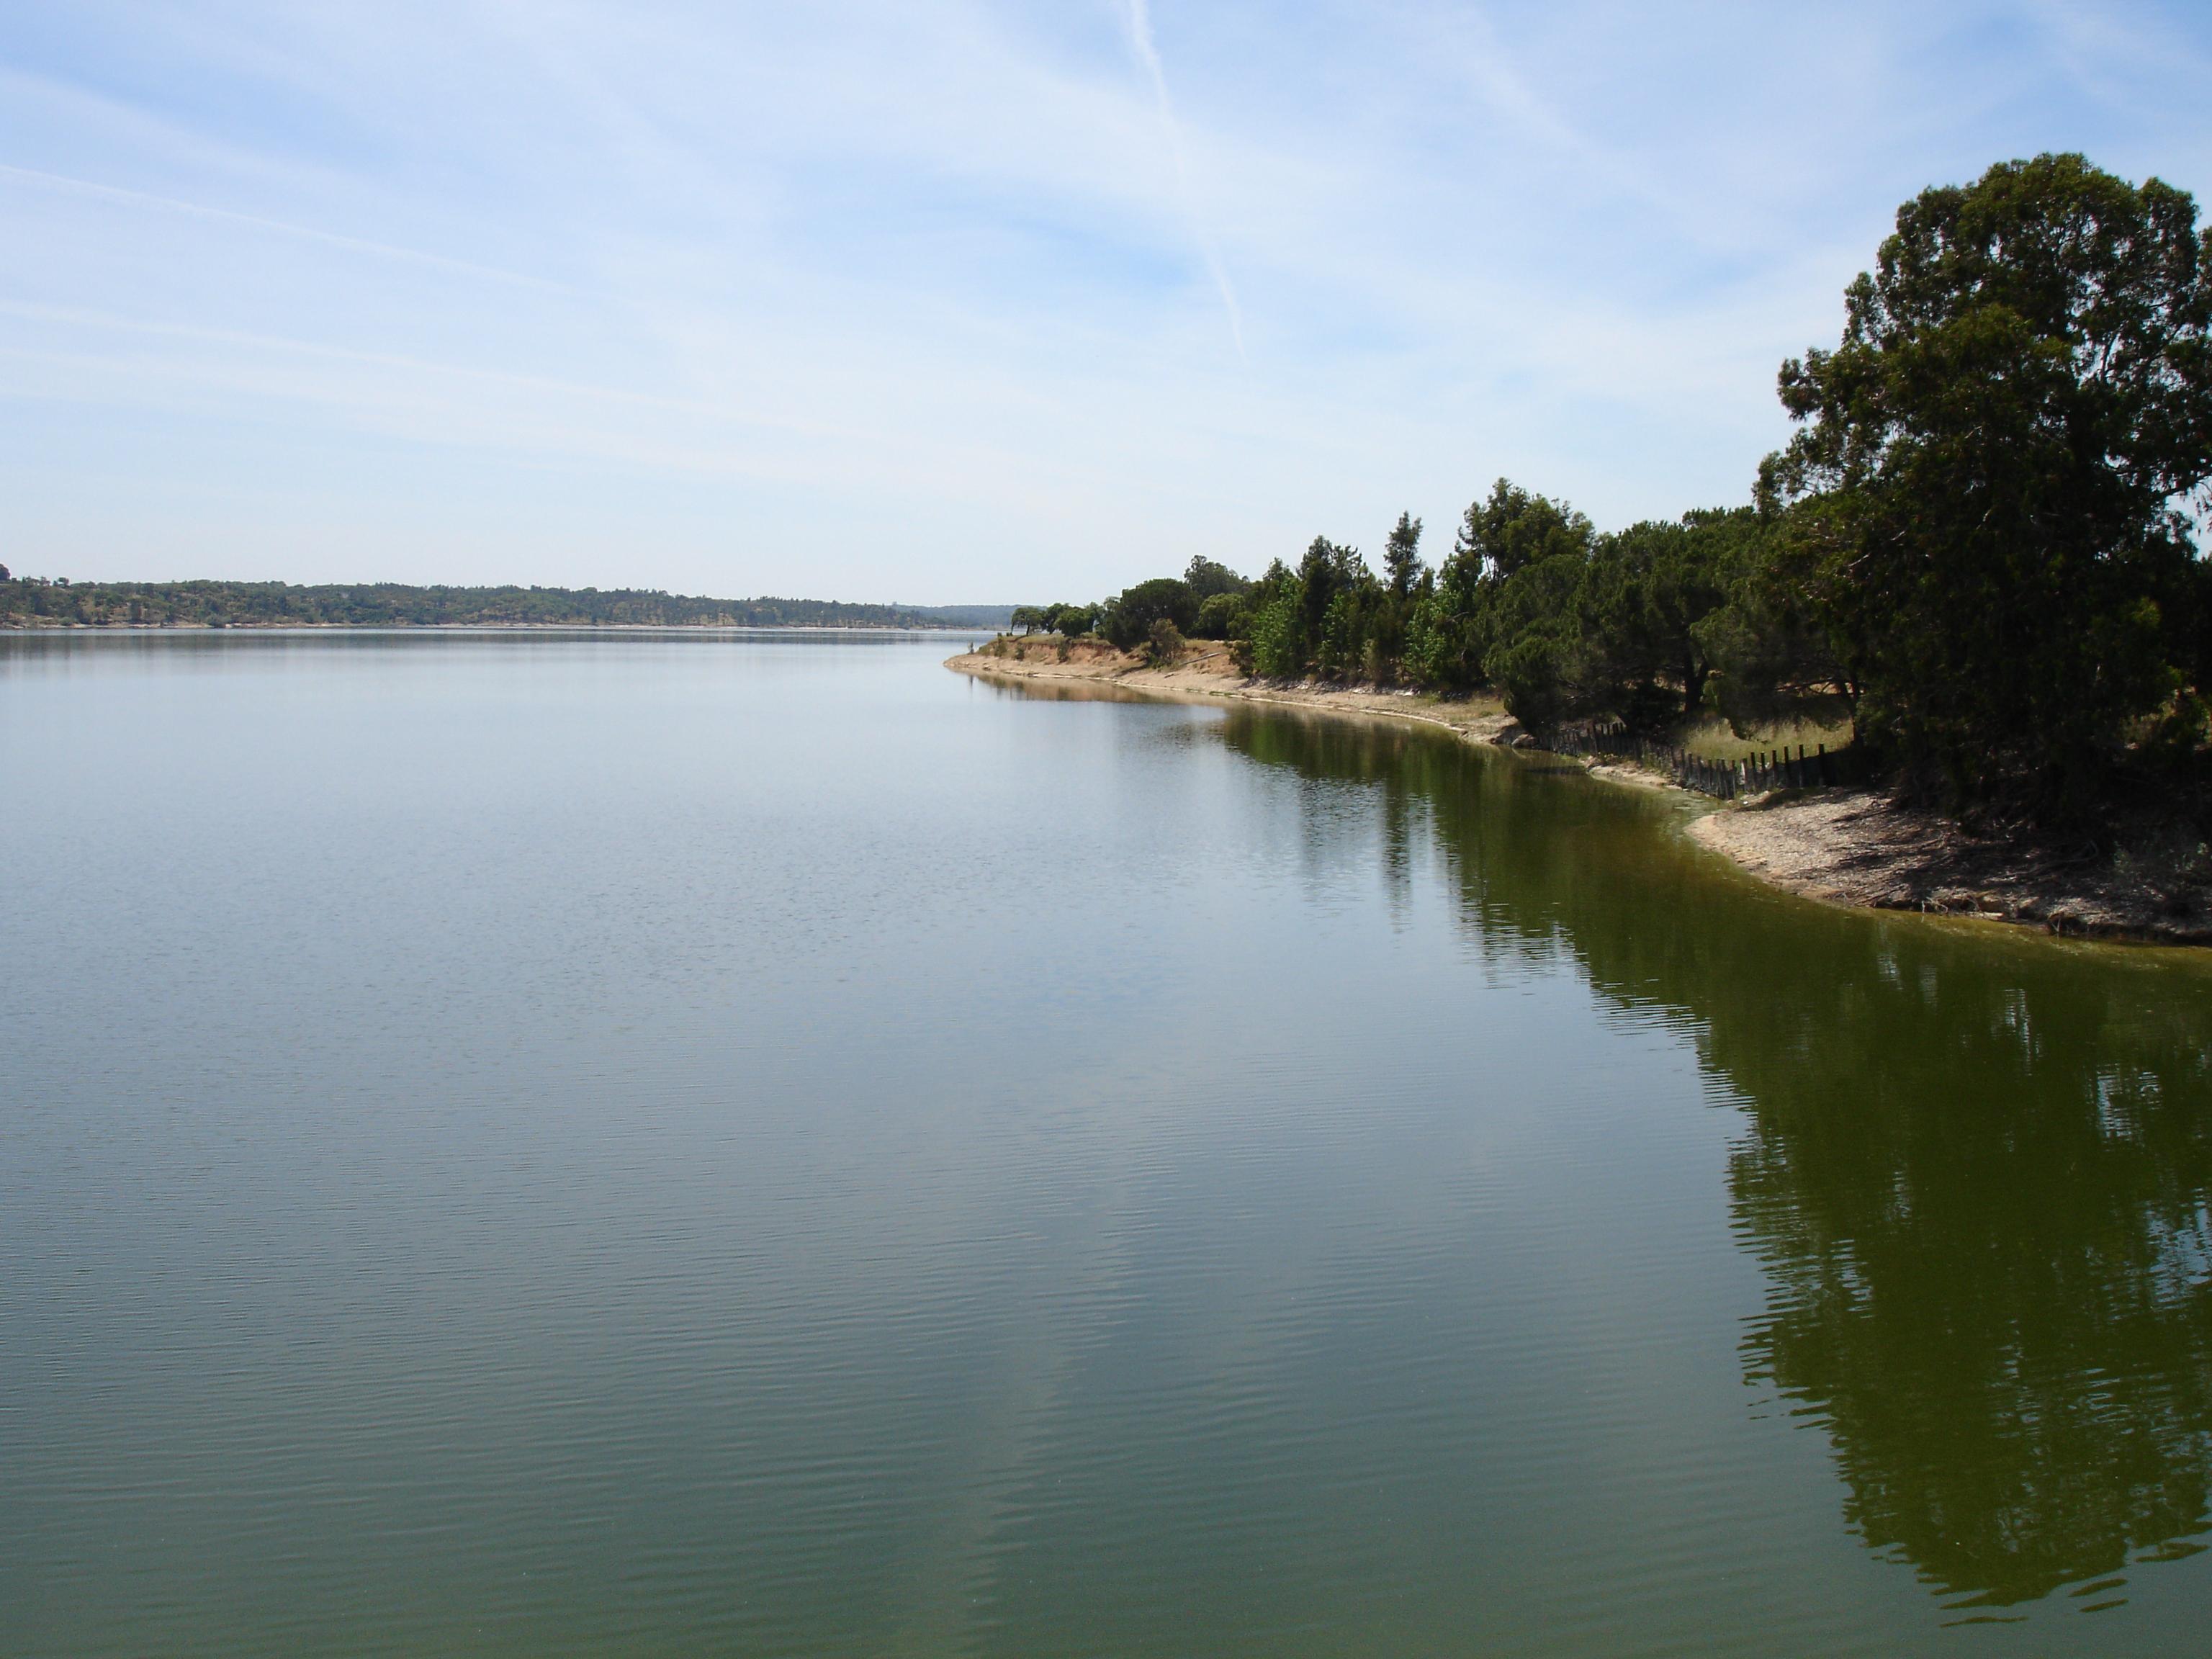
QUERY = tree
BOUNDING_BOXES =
[1695,512,1851,737]
[1100,577,1197,650]
[1193,592,1245,639]
[1761,153,2212,809]
[1236,559,1302,678]
[1482,552,1586,729]
[1406,550,1488,688]
[1246,588,1301,678]
[1384,513,1425,599]
[1184,556,1249,599]
[1046,602,1094,637]
[1295,536,1377,680]
[1406,481,1596,696]
[1362,512,1429,683]
[1574,509,1752,726]
[1455,479,1593,583]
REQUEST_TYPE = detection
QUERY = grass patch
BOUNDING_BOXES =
[1671,698,1854,763]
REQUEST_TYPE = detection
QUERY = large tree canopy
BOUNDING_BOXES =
[1761,152,2212,805]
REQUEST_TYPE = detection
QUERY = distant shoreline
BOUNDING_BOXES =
[950,641,2212,950]
[2,620,986,633]
[0,577,1012,634]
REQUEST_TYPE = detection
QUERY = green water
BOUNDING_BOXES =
[2,631,2207,1655]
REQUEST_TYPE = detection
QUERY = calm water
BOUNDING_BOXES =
[4,630,2210,1658]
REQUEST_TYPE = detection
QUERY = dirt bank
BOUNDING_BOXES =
[948,638,1517,745]
[1689,789,2212,945]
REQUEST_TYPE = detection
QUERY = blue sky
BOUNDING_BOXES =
[3,1,2208,602]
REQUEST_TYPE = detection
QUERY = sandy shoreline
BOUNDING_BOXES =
[950,642,2212,948]
[947,640,1521,745]
[1687,792,2211,945]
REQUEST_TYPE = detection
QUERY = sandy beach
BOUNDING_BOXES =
[947,637,1519,744]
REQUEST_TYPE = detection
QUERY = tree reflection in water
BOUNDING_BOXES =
[1214,704,2212,1615]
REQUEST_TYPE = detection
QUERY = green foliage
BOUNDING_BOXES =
[1761,152,2212,806]
[1193,591,1245,639]
[1044,601,1095,637]
[1179,557,1254,639]
[1246,589,1303,679]
[1481,552,1586,729]
[1403,578,1483,689]
[1100,578,1197,650]
[1693,521,1846,737]
[1183,557,1250,600]
[1383,513,1425,599]
[1402,481,1593,703]
[1408,481,1584,714]
[1296,537,1378,680]
[1144,617,1186,665]
[1316,588,1370,680]
[1455,479,1594,582]
[1363,513,1428,681]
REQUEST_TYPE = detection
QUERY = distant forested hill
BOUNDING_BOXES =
[898,604,1021,629]
[0,576,1012,631]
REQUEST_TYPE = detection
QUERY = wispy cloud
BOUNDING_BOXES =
[0,161,577,295]
[0,1,2206,596]
[1123,0,1245,360]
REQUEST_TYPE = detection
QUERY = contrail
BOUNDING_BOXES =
[1124,0,1246,360]
[0,161,580,296]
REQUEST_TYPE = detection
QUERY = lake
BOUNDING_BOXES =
[4,629,2209,1658]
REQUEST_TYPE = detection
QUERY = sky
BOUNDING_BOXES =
[2,2,2210,603]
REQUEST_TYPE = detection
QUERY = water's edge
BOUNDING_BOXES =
[949,650,2210,951]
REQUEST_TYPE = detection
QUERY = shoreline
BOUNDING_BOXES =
[948,639,1523,745]
[1,620,979,634]
[949,643,2212,950]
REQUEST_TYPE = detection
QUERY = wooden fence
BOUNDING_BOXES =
[1539,721,1865,801]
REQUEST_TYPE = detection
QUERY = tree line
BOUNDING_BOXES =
[0,575,997,632]
[1019,156,2212,814]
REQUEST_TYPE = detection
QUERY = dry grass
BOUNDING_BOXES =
[1671,705,1855,763]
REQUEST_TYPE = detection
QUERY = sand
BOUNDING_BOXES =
[946,639,1518,745]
